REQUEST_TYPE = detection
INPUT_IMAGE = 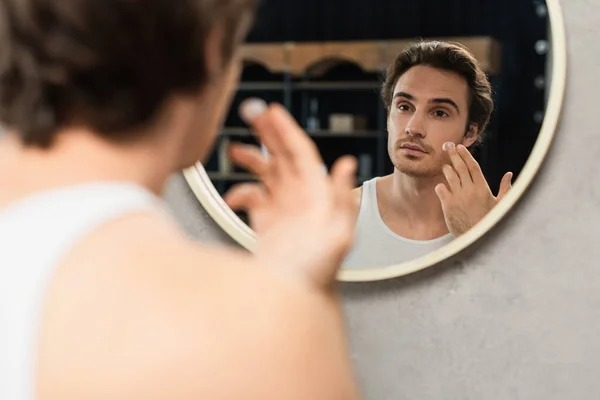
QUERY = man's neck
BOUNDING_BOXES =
[377,168,449,238]
[0,130,179,205]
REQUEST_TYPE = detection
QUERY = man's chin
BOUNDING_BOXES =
[395,164,442,178]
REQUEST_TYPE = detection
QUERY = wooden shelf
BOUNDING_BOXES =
[240,37,501,76]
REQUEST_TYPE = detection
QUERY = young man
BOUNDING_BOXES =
[0,1,361,399]
[343,41,512,270]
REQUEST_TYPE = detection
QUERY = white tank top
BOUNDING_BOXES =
[0,182,164,400]
[342,178,454,270]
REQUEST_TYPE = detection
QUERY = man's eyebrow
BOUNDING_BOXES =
[393,91,414,101]
[430,98,460,114]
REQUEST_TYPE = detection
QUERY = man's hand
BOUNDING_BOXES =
[435,142,512,237]
[223,99,358,290]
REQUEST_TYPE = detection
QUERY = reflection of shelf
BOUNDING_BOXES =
[240,38,501,76]
[222,127,381,138]
[220,127,252,136]
[238,82,284,91]
[238,81,380,91]
[208,171,370,184]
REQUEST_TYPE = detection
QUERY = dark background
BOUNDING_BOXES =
[209,0,550,194]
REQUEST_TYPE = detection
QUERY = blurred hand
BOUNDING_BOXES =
[223,99,358,290]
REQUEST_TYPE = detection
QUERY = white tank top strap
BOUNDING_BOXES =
[355,177,379,227]
[0,182,164,268]
[363,177,377,200]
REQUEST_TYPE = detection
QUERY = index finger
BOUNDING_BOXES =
[444,142,472,185]
[241,100,322,173]
[456,144,485,185]
[239,98,284,158]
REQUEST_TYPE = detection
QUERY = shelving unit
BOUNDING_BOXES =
[206,77,388,196]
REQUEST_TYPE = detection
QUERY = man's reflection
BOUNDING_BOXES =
[343,41,512,270]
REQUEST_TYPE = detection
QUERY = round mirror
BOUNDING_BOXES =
[184,0,566,282]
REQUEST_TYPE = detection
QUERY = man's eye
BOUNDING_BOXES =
[434,110,449,118]
[398,104,411,111]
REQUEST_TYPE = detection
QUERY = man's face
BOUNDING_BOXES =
[387,65,478,178]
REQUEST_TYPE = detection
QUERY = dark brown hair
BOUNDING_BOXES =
[0,0,257,148]
[381,41,494,147]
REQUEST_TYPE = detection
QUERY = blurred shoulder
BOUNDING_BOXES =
[38,209,331,398]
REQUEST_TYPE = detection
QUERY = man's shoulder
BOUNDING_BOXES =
[39,210,318,397]
[55,208,263,299]
[352,175,392,206]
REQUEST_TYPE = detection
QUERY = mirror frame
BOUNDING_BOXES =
[183,0,567,282]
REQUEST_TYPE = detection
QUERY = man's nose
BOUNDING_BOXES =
[405,114,426,138]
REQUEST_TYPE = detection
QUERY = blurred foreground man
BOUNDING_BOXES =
[0,1,362,398]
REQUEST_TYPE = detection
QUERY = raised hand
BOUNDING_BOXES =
[434,142,512,237]
[223,98,358,290]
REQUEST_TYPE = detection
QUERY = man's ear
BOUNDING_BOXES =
[204,25,227,80]
[462,123,480,148]
[204,13,253,79]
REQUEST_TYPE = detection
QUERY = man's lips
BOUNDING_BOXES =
[400,143,426,153]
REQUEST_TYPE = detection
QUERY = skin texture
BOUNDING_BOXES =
[353,65,511,240]
[0,15,362,400]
